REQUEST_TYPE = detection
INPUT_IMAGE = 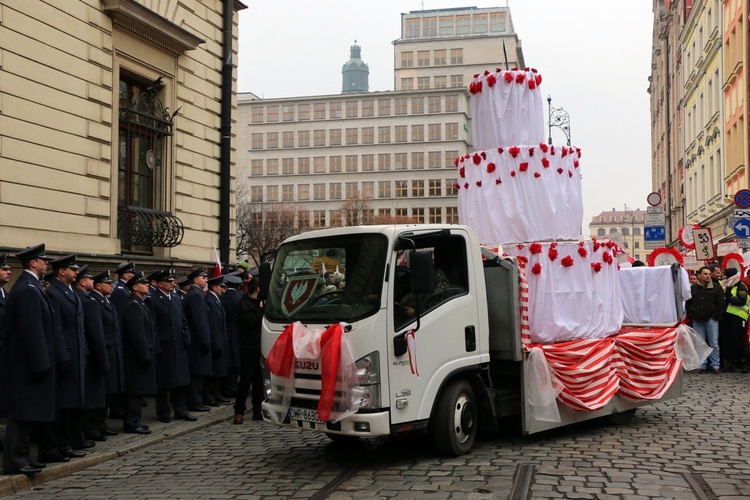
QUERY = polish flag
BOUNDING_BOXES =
[212,246,222,277]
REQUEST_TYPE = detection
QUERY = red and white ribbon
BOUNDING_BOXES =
[405,329,419,377]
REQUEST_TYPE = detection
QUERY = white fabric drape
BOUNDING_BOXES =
[619,266,680,324]
[457,146,584,244]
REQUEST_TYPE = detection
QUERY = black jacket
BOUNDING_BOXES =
[147,290,190,389]
[237,293,264,353]
[686,280,726,322]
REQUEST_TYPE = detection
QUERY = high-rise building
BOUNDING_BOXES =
[236,6,524,232]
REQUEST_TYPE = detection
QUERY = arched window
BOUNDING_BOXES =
[609,228,618,234]
[597,228,606,236]
[622,227,630,236]
[633,227,641,236]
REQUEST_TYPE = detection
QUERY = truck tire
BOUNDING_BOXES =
[429,379,477,456]
[608,408,637,425]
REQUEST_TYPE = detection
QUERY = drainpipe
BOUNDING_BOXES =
[219,0,233,268]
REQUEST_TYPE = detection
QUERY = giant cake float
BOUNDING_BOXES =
[456,68,625,344]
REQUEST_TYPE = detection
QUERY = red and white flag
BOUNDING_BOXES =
[212,246,222,277]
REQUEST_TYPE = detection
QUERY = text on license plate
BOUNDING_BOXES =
[288,407,324,423]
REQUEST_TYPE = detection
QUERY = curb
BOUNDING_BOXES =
[0,407,234,496]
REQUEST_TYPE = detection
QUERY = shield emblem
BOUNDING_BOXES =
[281,271,320,316]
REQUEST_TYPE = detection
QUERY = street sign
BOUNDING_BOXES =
[733,218,750,238]
[644,225,666,241]
[741,240,750,249]
[647,192,662,206]
[644,213,666,226]
[692,227,715,261]
[647,206,662,214]
[734,189,750,208]
[734,209,750,218]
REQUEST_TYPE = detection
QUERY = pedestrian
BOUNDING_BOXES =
[110,261,136,318]
[719,268,749,373]
[73,266,110,442]
[205,276,229,406]
[182,268,212,412]
[221,274,243,398]
[89,270,123,436]
[0,244,62,475]
[46,254,91,453]
[148,270,196,423]
[0,253,10,332]
[686,266,726,373]
[120,272,157,434]
[234,275,265,423]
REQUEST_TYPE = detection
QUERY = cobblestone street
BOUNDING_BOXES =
[4,371,750,499]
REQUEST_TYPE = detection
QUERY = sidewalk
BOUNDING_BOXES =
[0,399,234,496]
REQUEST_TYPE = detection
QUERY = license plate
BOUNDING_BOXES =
[288,407,324,423]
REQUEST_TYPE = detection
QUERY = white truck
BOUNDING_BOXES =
[259,224,685,456]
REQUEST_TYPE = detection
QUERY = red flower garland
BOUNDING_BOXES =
[602,252,613,265]
[504,72,513,83]
[515,73,525,84]
[548,246,559,261]
[508,146,521,158]
[561,256,574,267]
[531,263,542,275]
[459,167,465,178]
[486,162,496,174]
[539,143,549,153]
[578,246,588,258]
[528,147,535,157]
[463,182,469,189]
[454,157,460,167]
[497,147,504,154]
[472,153,481,165]
[591,262,602,273]
[528,79,536,90]
[535,74,542,86]
[519,162,529,172]
[530,243,543,254]
[542,158,550,168]
[574,160,580,168]
[487,74,497,87]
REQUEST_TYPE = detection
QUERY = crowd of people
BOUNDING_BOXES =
[685,262,749,374]
[0,244,264,476]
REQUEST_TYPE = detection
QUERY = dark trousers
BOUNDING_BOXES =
[223,367,239,396]
[233,349,263,415]
[123,394,145,429]
[3,419,33,473]
[187,376,205,408]
[156,386,188,418]
[55,407,84,451]
[108,393,124,419]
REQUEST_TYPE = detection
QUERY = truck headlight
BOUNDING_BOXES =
[260,355,273,400]
[352,352,381,409]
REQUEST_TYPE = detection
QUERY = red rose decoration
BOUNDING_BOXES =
[472,153,481,165]
[578,247,588,258]
[539,143,549,153]
[557,168,563,174]
[515,73,525,84]
[548,247,559,261]
[512,67,519,71]
[459,166,465,178]
[517,255,528,264]
[504,72,513,83]
[469,82,477,95]
[495,178,502,184]
[474,73,480,78]
[510,170,516,177]
[483,70,489,76]
[531,68,538,73]
[534,172,541,178]
[530,243,543,254]
[487,162,496,174]
[475,81,483,93]
[524,67,529,72]
[528,79,536,90]
[535,74,542,85]
[561,256,574,267]
[528,147,535,157]
[487,74,497,87]
[576,148,582,158]
[568,171,573,177]
[463,182,469,189]
[574,160,580,168]
[593,241,601,252]
[453,183,460,190]
[561,147,568,158]
[481,151,487,159]
[508,146,521,158]
[519,162,529,172]
[476,180,482,187]
[497,147,504,154]
[454,157,460,167]
[603,252,613,265]
[542,158,550,168]
[531,263,542,275]
[591,262,602,273]
[550,145,556,156]
[517,244,525,249]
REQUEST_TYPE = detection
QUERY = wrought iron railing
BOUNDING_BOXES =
[117,206,184,248]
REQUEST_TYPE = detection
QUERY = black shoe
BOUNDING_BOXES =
[38,451,70,463]
[216,397,231,404]
[252,411,263,421]
[205,400,220,407]
[124,426,151,435]
[188,406,211,412]
[61,449,86,459]
[174,412,197,422]
[85,431,107,442]
[5,465,42,476]
[101,428,118,436]
[158,416,171,423]
[28,461,46,469]
[71,440,96,449]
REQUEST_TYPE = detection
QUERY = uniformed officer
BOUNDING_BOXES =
[221,274,243,398]
[0,244,60,475]
[0,253,11,330]
[90,271,123,436]
[47,254,90,454]
[205,276,229,406]
[110,261,136,317]
[182,268,212,412]
[176,278,190,299]
[120,272,157,434]
[148,270,195,423]
[74,266,109,442]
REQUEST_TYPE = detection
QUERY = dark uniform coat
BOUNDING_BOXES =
[220,288,242,370]
[76,289,109,409]
[0,287,7,353]
[47,278,87,409]
[0,271,64,421]
[206,292,227,378]
[183,286,212,376]
[90,290,124,395]
[147,290,190,389]
[110,280,131,318]
[120,295,158,395]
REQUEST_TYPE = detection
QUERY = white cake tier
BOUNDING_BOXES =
[456,144,583,244]
[503,240,625,344]
[469,68,546,150]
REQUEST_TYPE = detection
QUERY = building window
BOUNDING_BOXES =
[250,159,263,176]
[378,99,391,116]
[428,151,441,168]
[346,182,358,199]
[623,241,629,249]
[251,186,262,202]
[267,132,279,149]
[635,241,640,248]
[609,228,618,234]
[412,180,425,197]
[395,125,407,142]
[428,124,441,141]
[282,184,294,201]
[378,126,391,143]
[313,210,326,227]
[345,128,358,145]
[445,150,458,168]
[446,206,458,223]
[313,183,326,200]
[297,130,310,147]
[298,184,309,201]
[445,95,458,112]
[362,154,374,171]
[313,103,326,119]
[417,77,430,90]
[282,158,294,175]
[329,129,342,146]
[401,78,414,90]
[446,180,458,195]
[412,97,424,114]
[282,131,294,148]
[622,227,630,236]
[266,159,278,176]
[251,133,263,149]
[395,208,408,218]
[395,153,408,170]
[428,96,442,113]
[597,228,606,236]
[422,17,437,36]
[266,185,278,202]
[361,127,374,145]
[429,207,441,223]
[456,15,470,34]
[434,49,447,65]
[412,207,425,223]
[378,153,391,171]
[434,76,447,89]
[298,211,309,228]
[379,181,391,198]
[330,210,342,226]
[446,123,458,139]
[346,155,358,172]
[412,125,424,142]
[313,129,326,147]
[346,101,358,118]
[418,50,430,66]
[490,12,506,32]
[450,48,463,65]
[314,156,326,174]
[401,51,414,67]
[298,157,310,174]
[405,18,420,38]
[359,99,374,116]
[473,13,488,34]
[450,75,463,88]
[361,181,374,198]
[298,103,310,120]
[412,152,425,169]
[251,107,263,123]
[282,105,294,121]
[634,227,641,236]
[329,102,342,119]
[395,98,408,115]
[329,156,342,173]
[429,179,442,196]
[266,105,279,122]
[330,182,342,200]
[396,180,408,197]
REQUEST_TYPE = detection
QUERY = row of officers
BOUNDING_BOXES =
[0,244,265,476]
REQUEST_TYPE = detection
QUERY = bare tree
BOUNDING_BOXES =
[340,191,375,226]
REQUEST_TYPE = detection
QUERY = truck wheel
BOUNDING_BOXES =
[608,408,637,425]
[430,379,477,456]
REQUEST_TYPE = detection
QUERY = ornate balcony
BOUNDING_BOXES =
[117,206,184,248]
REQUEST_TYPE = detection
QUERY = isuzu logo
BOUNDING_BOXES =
[295,360,320,371]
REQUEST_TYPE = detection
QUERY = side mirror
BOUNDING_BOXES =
[410,249,435,296]
[258,262,272,301]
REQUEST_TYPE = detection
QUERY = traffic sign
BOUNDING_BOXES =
[644,226,666,241]
[647,206,662,214]
[734,189,750,208]
[647,192,662,206]
[644,213,666,226]
[734,209,750,218]
[733,218,750,238]
[692,227,715,261]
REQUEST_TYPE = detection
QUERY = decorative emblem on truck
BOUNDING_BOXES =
[281,271,320,316]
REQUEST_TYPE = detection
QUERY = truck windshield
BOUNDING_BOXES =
[265,234,388,323]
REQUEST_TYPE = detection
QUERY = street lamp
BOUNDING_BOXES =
[547,95,571,146]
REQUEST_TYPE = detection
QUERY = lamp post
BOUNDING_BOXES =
[547,95,571,146]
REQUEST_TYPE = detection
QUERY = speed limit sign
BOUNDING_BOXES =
[692,227,715,261]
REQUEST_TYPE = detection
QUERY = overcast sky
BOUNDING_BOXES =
[237,1,655,235]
